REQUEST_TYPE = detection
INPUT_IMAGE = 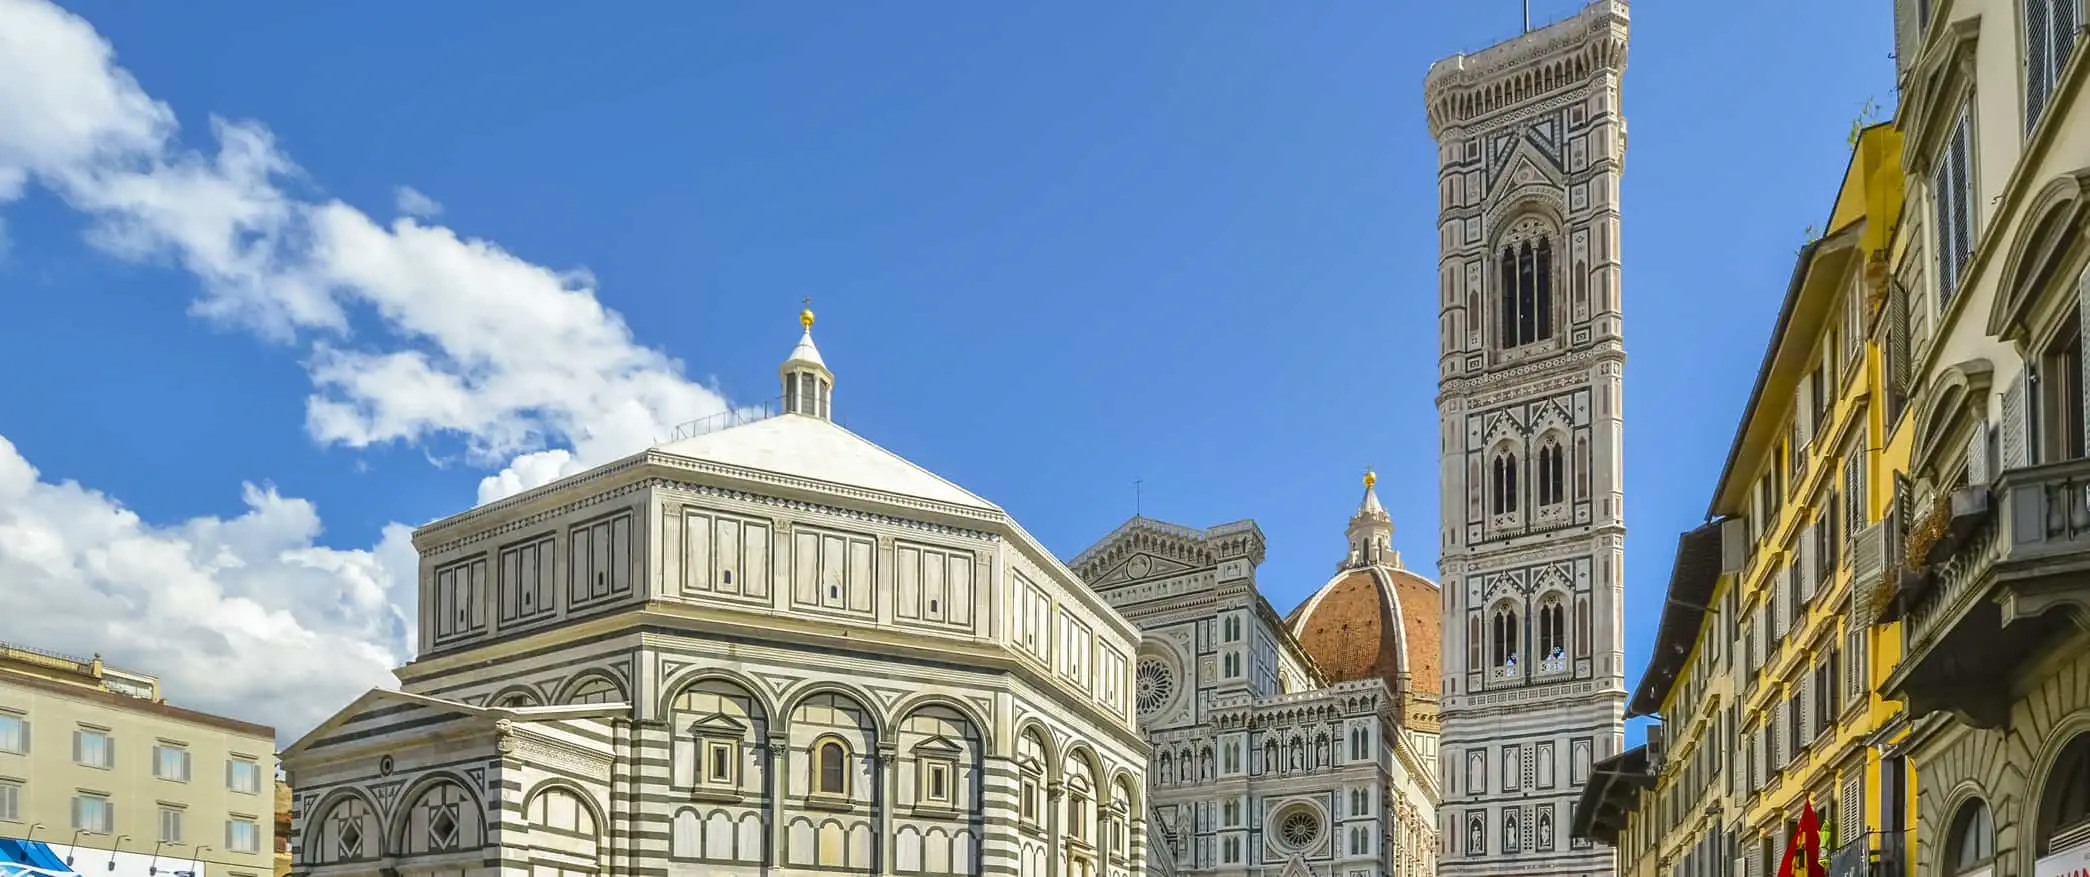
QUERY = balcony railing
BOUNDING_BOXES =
[1902,458,2090,647]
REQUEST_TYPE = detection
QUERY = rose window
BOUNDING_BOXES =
[1135,657,1174,716]
[1278,807,1322,848]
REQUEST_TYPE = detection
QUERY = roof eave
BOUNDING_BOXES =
[1626,521,1727,717]
[1704,226,1863,519]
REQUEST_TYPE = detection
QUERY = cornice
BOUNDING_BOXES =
[1068,517,1266,583]
[1423,0,1629,137]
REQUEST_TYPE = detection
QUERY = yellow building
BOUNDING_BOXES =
[1571,124,1914,877]
[1708,120,1909,877]
[0,643,279,877]
[1870,0,2090,873]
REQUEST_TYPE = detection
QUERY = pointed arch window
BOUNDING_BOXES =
[1491,452,1520,515]
[1537,440,1566,507]
[1489,604,1522,673]
[1499,234,1556,348]
[1537,599,1567,660]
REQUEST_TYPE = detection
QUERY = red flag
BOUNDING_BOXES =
[1773,803,1828,877]
[1800,803,1827,877]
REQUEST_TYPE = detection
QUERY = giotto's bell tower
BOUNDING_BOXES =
[1423,3,1629,877]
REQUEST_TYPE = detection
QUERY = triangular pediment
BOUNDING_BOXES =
[1089,551,1196,586]
[1490,136,1566,200]
[283,688,630,760]
[914,734,964,755]
[1069,516,1245,585]
[687,712,748,735]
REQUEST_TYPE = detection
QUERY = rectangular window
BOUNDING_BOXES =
[71,794,114,833]
[72,729,113,769]
[226,818,261,853]
[226,759,262,794]
[1021,779,1038,822]
[926,762,950,802]
[0,714,25,755]
[2038,318,2086,463]
[158,807,184,844]
[153,745,191,782]
[1934,102,1975,302]
[705,741,734,786]
[2025,0,2081,132]
[0,782,18,821]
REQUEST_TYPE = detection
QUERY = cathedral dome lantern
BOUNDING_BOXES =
[1347,469,1397,569]
[1285,472,1443,731]
[781,306,834,420]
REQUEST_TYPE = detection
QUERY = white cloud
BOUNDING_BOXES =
[393,185,441,218]
[0,0,753,737]
[0,434,414,742]
[0,0,733,501]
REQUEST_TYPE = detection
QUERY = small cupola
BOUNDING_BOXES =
[781,306,834,420]
[1344,468,1399,570]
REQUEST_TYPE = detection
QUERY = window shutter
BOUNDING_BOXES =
[1769,702,1783,769]
[2029,0,2053,131]
[1846,446,1868,533]
[1949,113,1974,282]
[1969,415,1993,485]
[1842,773,1866,844]
[71,731,81,764]
[2000,370,2030,471]
[1798,376,1817,446]
[2079,266,2090,448]
[1800,675,1815,745]
[1775,568,1791,638]
[1799,527,1818,601]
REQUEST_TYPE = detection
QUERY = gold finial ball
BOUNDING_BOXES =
[1364,469,1377,489]
[800,308,816,330]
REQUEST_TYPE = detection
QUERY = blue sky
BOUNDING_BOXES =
[0,0,1895,739]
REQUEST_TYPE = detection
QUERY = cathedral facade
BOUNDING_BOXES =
[280,315,1150,877]
[1422,3,1631,877]
[1071,478,1441,877]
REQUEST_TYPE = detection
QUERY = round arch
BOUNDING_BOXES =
[485,684,545,709]
[1012,719,1060,780]
[1910,360,1993,477]
[782,681,890,739]
[890,693,991,749]
[1933,784,1997,877]
[552,670,629,705]
[1107,768,1142,811]
[520,777,608,835]
[656,666,779,720]
[382,771,487,855]
[302,786,384,864]
[2029,716,2090,859]
[1062,742,1107,784]
[1988,171,2090,343]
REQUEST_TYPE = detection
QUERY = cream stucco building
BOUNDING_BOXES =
[1068,476,1440,877]
[0,644,279,877]
[280,313,1149,877]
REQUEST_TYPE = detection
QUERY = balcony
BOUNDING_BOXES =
[1830,831,1911,877]
[1883,458,2090,727]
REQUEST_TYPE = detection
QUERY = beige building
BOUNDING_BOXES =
[0,643,278,877]
[1872,0,2090,876]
